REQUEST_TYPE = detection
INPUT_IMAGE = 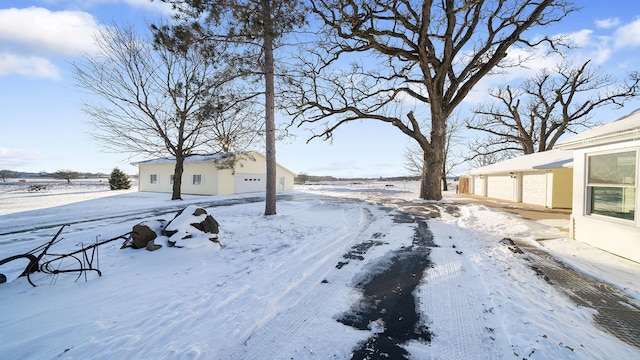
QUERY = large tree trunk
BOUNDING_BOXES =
[420,110,447,201]
[421,151,443,201]
[172,156,184,200]
[262,0,277,215]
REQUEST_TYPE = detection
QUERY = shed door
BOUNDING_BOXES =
[486,175,516,202]
[521,172,547,206]
[234,173,265,193]
[472,176,486,196]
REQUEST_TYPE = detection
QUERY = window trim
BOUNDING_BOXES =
[192,174,203,185]
[585,148,637,223]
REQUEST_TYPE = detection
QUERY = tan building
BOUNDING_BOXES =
[133,152,295,196]
[463,150,574,209]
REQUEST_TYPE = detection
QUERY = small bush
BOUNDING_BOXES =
[109,168,131,190]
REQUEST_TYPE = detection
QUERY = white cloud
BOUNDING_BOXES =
[0,148,43,167]
[0,51,60,79]
[566,29,594,47]
[57,0,176,15]
[0,7,100,56]
[595,17,621,29]
[614,17,640,49]
[121,0,176,14]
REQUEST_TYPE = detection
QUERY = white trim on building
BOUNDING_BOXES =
[557,109,640,263]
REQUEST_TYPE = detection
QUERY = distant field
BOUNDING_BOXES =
[0,179,137,216]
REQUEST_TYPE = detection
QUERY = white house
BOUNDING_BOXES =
[556,109,640,263]
[463,150,574,209]
[133,152,295,196]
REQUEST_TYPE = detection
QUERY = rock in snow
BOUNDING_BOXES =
[163,205,220,248]
[129,220,167,251]
[125,206,220,251]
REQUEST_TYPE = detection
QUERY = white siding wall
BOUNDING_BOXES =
[571,140,640,263]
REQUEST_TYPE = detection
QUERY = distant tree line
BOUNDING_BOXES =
[0,168,135,183]
[295,173,421,184]
[0,169,115,182]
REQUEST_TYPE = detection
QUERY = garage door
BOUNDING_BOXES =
[486,175,516,202]
[234,173,266,193]
[522,172,547,206]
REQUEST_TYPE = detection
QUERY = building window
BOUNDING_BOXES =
[150,174,158,184]
[193,174,203,185]
[587,150,636,220]
[169,175,174,184]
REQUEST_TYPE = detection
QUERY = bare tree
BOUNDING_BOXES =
[468,60,640,156]
[464,139,518,168]
[52,170,80,184]
[159,0,307,215]
[288,0,575,200]
[404,114,465,190]
[0,170,17,182]
[73,24,255,200]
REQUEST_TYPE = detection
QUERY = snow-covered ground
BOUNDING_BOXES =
[0,180,638,359]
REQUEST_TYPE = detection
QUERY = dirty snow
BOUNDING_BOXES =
[0,180,638,359]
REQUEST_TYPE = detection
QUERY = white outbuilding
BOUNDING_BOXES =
[556,109,640,263]
[463,150,574,209]
[133,152,295,196]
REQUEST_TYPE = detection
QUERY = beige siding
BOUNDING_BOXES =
[218,168,236,195]
[181,162,220,195]
[550,168,573,209]
[136,152,295,196]
[138,163,175,193]
[277,163,295,191]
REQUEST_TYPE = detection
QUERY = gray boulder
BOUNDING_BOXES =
[128,220,167,251]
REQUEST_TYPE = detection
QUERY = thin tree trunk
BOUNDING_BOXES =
[172,156,184,200]
[262,0,277,215]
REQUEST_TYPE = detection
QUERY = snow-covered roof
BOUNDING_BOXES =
[465,150,573,176]
[557,108,640,149]
[131,152,241,166]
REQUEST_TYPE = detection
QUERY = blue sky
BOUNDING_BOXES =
[1,1,640,178]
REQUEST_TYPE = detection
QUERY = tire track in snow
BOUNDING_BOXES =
[417,220,510,359]
[221,204,394,359]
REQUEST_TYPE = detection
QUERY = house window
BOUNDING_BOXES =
[169,175,174,184]
[193,174,203,185]
[150,174,158,184]
[587,150,636,220]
